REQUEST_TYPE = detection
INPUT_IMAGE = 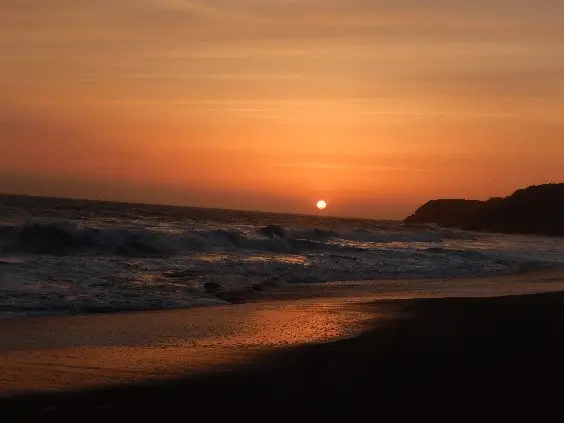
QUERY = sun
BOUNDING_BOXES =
[316,200,327,210]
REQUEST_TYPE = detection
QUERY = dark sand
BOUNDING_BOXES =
[3,270,564,416]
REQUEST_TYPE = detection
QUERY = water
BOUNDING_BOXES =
[2,194,564,319]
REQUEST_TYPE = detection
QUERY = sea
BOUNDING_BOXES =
[2,194,564,319]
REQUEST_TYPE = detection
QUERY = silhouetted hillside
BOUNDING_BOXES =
[405,183,564,237]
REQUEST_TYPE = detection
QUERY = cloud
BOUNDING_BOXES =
[275,162,438,173]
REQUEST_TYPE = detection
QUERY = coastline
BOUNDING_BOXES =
[3,269,564,413]
[239,267,564,302]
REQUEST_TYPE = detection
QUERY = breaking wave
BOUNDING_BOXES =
[2,205,564,318]
[0,219,472,257]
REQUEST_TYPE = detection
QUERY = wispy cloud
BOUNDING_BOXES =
[275,163,438,173]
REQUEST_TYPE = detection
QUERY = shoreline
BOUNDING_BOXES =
[240,267,564,301]
[3,269,564,412]
[4,267,564,321]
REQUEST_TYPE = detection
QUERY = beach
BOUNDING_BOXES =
[3,269,564,416]
[4,0,564,416]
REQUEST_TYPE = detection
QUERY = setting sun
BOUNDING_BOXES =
[316,200,327,210]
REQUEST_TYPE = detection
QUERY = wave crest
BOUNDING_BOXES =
[0,219,476,257]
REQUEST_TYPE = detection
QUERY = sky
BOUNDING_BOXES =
[1,0,563,219]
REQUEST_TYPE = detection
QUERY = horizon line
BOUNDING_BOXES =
[0,191,401,222]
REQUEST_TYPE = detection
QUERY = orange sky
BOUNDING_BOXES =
[1,1,563,219]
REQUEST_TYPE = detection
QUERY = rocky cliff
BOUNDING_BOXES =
[404,183,564,237]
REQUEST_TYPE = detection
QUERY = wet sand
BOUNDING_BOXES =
[0,298,377,395]
[3,269,564,415]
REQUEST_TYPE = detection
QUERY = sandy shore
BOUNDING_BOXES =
[3,269,564,415]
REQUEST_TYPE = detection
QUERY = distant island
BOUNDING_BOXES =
[404,183,564,237]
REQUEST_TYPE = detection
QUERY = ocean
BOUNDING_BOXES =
[2,194,564,319]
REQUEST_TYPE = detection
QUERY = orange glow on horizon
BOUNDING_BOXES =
[1,1,563,219]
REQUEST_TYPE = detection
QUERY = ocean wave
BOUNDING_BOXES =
[1,221,176,256]
[0,220,469,257]
[2,220,564,319]
[4,196,564,319]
